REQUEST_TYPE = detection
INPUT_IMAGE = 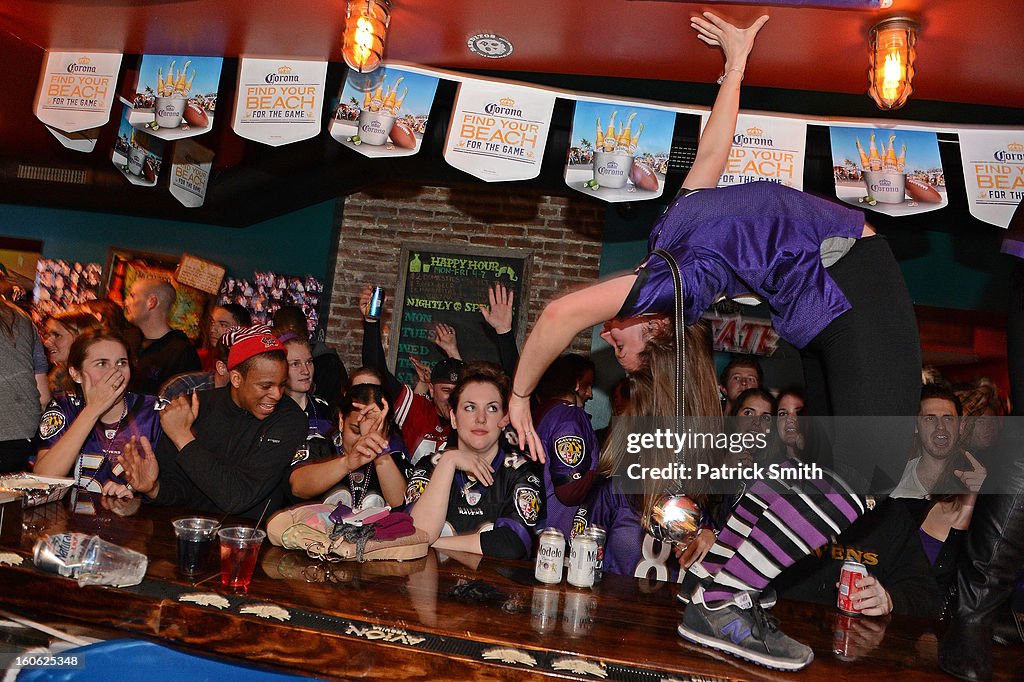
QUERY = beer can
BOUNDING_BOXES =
[837,559,868,615]
[530,586,560,634]
[567,534,597,588]
[33,532,92,578]
[367,286,385,321]
[534,527,565,584]
[583,526,606,582]
[562,589,597,637]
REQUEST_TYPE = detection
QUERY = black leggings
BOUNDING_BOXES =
[801,235,922,493]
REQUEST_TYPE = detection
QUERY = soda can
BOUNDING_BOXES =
[567,534,597,588]
[583,526,606,582]
[33,532,92,578]
[367,286,385,321]
[837,559,868,615]
[562,589,597,637]
[530,586,560,634]
[534,527,565,584]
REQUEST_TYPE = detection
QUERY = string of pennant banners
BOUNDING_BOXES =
[34,51,1024,224]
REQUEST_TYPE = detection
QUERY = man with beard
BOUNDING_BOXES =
[892,385,980,499]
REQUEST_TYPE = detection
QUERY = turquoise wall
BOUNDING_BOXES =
[0,200,338,280]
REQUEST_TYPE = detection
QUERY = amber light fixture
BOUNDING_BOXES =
[342,0,392,74]
[868,16,919,110]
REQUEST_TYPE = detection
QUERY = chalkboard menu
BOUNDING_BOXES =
[388,244,532,386]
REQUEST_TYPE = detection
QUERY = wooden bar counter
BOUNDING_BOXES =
[0,493,1018,680]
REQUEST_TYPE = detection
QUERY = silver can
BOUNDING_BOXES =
[584,526,606,582]
[367,286,385,321]
[567,534,597,588]
[562,589,597,637]
[530,586,560,634]
[534,527,565,584]
[33,532,92,578]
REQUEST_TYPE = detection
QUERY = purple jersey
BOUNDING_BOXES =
[38,392,162,492]
[405,448,543,555]
[621,182,865,349]
[572,478,681,583]
[536,401,599,538]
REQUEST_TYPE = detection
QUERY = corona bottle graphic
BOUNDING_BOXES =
[595,116,605,151]
[884,135,898,171]
[856,138,870,169]
[629,123,645,156]
[616,112,636,152]
[868,133,882,171]
[604,112,617,152]
[897,143,906,172]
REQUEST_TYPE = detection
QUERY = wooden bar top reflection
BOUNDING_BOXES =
[0,493,1019,680]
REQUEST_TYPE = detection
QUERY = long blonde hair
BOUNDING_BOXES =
[599,318,723,527]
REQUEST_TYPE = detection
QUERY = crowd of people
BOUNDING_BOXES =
[0,11,1021,681]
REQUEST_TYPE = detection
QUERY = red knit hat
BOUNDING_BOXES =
[225,324,285,370]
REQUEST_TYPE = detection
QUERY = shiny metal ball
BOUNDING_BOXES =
[648,493,701,546]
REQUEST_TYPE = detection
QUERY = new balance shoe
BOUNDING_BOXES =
[677,591,813,671]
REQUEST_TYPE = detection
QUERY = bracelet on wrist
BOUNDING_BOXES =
[511,389,532,399]
[717,68,744,85]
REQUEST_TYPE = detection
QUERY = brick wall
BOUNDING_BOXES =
[325,183,605,372]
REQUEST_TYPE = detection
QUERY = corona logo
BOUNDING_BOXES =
[277,65,293,74]
[746,127,764,136]
[77,57,91,65]
[499,97,515,107]
[1008,142,1024,152]
[483,100,523,117]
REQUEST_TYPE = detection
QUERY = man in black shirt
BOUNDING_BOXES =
[124,277,200,395]
[119,325,305,518]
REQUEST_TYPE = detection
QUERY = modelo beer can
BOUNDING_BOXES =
[837,559,868,615]
[33,532,92,578]
[567,533,597,588]
[584,526,606,582]
[530,586,560,634]
[367,286,385,321]
[562,589,597,637]
[535,527,565,584]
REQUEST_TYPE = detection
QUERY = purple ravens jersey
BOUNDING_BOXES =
[405,448,544,555]
[536,401,598,538]
[572,477,681,583]
[38,392,162,492]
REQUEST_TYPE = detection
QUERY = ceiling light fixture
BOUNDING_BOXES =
[868,16,919,110]
[343,0,391,74]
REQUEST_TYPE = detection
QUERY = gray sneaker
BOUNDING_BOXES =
[677,591,813,671]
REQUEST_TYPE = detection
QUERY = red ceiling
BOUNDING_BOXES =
[2,0,1023,109]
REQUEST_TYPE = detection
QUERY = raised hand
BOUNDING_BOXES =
[118,436,160,498]
[954,450,988,493]
[481,284,514,334]
[159,394,198,449]
[691,12,769,73]
[432,322,461,359]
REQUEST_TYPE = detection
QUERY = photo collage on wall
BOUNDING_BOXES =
[218,272,324,337]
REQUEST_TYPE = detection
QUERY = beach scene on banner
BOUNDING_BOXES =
[830,125,947,216]
[330,66,440,158]
[128,54,223,141]
[564,100,675,203]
